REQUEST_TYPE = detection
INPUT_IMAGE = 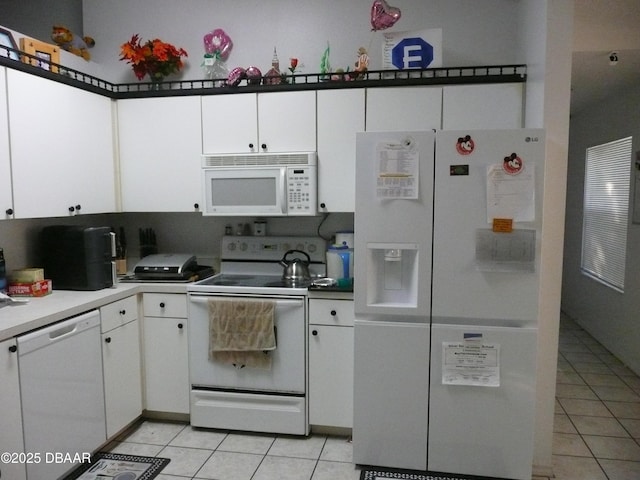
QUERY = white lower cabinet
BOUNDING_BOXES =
[0,338,26,480]
[142,293,190,414]
[101,295,143,438]
[308,298,354,429]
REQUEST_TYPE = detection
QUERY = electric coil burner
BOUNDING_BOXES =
[187,235,326,435]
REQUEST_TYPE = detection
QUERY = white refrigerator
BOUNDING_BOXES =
[353,129,544,480]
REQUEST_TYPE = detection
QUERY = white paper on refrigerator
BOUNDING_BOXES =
[376,139,419,199]
[442,341,500,387]
[486,164,535,222]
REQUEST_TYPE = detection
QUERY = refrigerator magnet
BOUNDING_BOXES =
[492,218,513,233]
[503,152,523,175]
[455,134,475,155]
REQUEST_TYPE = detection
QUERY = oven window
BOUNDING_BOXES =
[211,178,277,206]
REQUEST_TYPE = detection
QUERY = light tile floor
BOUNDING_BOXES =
[552,313,640,480]
[107,312,640,480]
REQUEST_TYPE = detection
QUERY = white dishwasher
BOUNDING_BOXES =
[18,310,106,480]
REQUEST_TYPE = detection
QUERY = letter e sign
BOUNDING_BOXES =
[391,37,434,69]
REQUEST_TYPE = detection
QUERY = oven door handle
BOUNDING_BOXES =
[189,295,304,308]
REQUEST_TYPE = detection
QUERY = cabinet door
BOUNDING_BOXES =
[257,91,316,152]
[118,96,203,212]
[317,89,364,212]
[102,319,142,438]
[143,316,189,413]
[0,338,26,480]
[201,93,258,153]
[308,324,354,428]
[0,68,13,219]
[442,84,523,129]
[366,86,442,131]
[7,69,115,218]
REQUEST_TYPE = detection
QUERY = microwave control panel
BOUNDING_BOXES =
[286,166,316,214]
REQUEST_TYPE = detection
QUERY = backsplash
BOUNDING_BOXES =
[0,212,353,275]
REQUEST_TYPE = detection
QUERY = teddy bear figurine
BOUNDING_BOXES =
[51,25,95,61]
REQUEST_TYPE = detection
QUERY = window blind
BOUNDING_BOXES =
[581,136,632,292]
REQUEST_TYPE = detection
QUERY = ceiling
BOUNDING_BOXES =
[570,0,640,114]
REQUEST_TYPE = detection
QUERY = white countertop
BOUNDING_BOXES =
[0,282,189,342]
[0,281,353,342]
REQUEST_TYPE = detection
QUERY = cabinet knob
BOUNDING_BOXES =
[159,302,165,308]
[330,310,337,316]
[104,337,111,343]
[119,309,126,315]
[177,323,184,329]
[261,143,267,150]
[319,203,326,209]
[194,203,199,210]
[249,143,254,149]
[5,208,13,216]
[8,345,17,353]
[312,329,318,336]
[68,206,75,212]
[75,204,81,212]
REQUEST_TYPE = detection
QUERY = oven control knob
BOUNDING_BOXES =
[296,243,305,251]
[228,243,236,251]
[240,242,248,251]
[282,243,291,252]
[308,244,317,253]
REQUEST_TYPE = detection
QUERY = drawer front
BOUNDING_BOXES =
[309,299,354,327]
[100,295,138,332]
[143,293,187,318]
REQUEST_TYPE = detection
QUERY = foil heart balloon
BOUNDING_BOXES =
[370,0,401,31]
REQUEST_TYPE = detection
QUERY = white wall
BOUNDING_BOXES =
[83,0,523,82]
[518,1,574,474]
[563,85,640,375]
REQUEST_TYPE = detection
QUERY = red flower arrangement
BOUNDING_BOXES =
[120,34,188,81]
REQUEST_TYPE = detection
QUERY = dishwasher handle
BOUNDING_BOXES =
[17,310,101,356]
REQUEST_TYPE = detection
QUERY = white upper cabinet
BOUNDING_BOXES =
[118,96,203,212]
[257,91,316,152]
[442,84,523,129]
[366,86,443,131]
[7,69,115,218]
[0,68,13,219]
[317,89,365,212]
[202,91,316,153]
[201,93,258,153]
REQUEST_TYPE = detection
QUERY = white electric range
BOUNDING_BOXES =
[187,235,326,435]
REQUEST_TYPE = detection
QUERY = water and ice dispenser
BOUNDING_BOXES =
[364,243,419,309]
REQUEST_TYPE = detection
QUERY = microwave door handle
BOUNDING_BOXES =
[279,169,287,214]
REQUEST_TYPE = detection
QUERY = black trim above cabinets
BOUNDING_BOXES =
[0,45,526,100]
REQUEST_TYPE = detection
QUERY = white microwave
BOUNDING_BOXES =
[202,152,317,216]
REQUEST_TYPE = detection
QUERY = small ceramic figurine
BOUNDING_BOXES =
[264,47,282,85]
[354,47,369,79]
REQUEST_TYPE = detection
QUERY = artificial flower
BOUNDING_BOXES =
[120,34,188,81]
